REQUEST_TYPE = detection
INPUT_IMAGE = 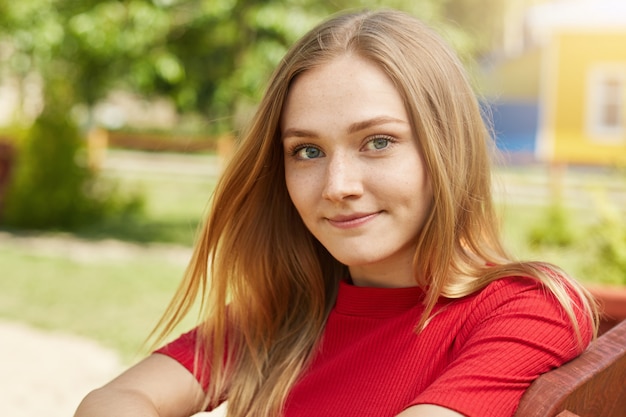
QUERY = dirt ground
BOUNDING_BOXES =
[0,319,227,416]
[0,320,122,416]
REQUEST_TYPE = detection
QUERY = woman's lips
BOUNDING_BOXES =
[326,212,381,229]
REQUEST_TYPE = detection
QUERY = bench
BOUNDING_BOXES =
[514,319,626,416]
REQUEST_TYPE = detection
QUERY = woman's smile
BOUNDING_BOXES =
[326,211,382,229]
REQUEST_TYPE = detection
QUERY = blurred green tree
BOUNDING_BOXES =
[0,0,505,230]
[3,107,103,229]
[0,0,504,132]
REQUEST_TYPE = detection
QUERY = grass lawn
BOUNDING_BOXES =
[0,244,197,362]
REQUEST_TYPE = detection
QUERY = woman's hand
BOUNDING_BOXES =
[74,353,205,417]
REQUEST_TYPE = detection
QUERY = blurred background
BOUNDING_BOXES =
[0,0,625,415]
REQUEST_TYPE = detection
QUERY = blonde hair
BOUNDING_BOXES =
[151,9,598,417]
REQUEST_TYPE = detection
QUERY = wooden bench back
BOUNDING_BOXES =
[514,319,626,417]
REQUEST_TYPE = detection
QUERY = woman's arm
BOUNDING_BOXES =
[74,353,206,417]
[396,404,465,417]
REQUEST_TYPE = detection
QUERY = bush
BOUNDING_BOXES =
[583,201,626,286]
[526,195,626,286]
[2,110,142,230]
[527,203,576,248]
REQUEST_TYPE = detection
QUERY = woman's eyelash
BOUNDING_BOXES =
[371,134,394,140]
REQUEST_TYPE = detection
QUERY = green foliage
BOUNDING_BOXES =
[2,111,142,230]
[582,200,626,285]
[526,197,626,285]
[0,0,506,134]
[527,204,576,248]
[0,0,510,232]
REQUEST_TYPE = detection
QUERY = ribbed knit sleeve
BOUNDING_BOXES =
[409,277,593,416]
[154,328,211,391]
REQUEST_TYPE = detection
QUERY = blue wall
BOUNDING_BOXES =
[486,100,539,155]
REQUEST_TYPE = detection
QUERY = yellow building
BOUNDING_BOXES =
[532,1,626,165]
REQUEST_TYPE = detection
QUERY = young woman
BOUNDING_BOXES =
[75,9,597,417]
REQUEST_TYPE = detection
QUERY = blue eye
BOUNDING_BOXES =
[366,136,392,150]
[296,146,323,159]
[373,138,389,149]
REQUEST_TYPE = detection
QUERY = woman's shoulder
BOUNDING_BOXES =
[447,269,593,353]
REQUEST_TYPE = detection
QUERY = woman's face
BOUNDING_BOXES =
[281,54,432,288]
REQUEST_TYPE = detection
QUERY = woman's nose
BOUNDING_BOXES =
[321,154,363,201]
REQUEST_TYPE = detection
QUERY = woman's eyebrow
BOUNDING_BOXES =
[347,116,407,134]
[282,128,318,140]
[282,116,407,140]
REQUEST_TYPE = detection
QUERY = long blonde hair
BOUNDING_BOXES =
[151,9,598,417]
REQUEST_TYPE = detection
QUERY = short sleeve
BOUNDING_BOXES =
[410,277,593,417]
[154,327,210,390]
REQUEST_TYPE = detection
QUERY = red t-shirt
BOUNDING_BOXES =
[156,276,592,417]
